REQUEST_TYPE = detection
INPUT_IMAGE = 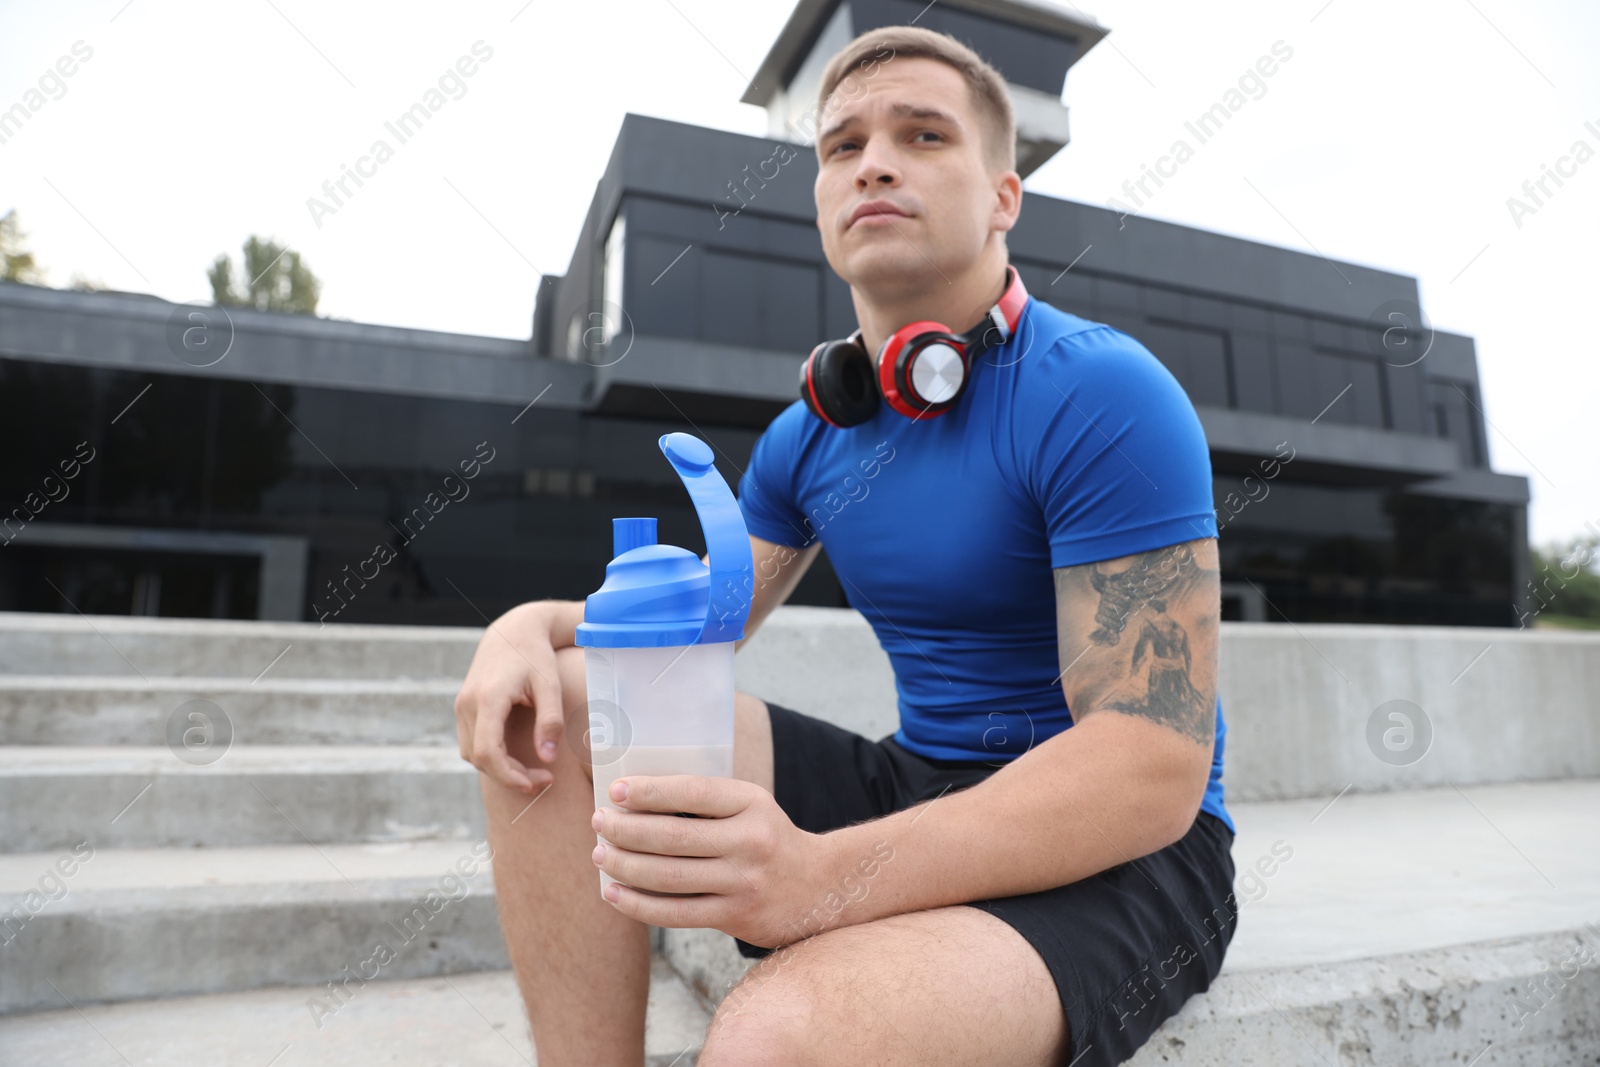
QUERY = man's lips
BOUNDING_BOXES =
[848,200,910,228]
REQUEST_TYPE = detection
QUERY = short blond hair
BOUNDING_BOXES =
[816,25,1016,173]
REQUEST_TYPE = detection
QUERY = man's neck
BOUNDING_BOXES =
[853,250,1010,359]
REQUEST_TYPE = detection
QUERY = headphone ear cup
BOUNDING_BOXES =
[900,334,969,413]
[879,322,964,419]
[802,338,879,428]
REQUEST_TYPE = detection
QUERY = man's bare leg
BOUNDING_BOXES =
[482,643,775,1067]
[482,643,646,1067]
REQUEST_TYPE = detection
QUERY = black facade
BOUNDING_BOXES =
[0,113,1529,628]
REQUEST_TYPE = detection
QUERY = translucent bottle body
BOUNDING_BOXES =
[584,641,736,898]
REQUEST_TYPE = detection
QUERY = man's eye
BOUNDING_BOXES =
[914,130,943,143]
[831,140,858,155]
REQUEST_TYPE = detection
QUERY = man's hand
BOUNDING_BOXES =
[591,774,836,950]
[454,601,567,795]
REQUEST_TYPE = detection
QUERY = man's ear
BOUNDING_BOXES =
[992,169,1023,234]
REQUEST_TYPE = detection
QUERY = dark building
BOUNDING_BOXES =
[0,0,1528,628]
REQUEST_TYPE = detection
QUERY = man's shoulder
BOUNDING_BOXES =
[757,398,818,452]
[747,398,831,479]
[1022,296,1109,346]
[1015,299,1173,389]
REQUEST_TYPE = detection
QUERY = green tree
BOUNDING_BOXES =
[208,235,321,314]
[1529,532,1600,629]
[1,209,44,284]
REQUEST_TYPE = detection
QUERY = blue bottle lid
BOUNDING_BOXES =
[574,433,755,648]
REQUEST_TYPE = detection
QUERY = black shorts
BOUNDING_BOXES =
[734,702,1239,1067]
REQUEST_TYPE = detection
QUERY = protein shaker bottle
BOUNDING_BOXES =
[574,432,754,899]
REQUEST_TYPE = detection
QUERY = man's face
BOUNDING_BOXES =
[814,56,1015,292]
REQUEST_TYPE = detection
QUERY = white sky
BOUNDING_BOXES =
[2,0,1596,548]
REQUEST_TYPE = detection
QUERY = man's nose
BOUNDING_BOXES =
[852,137,900,191]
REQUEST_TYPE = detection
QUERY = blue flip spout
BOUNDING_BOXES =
[658,433,754,644]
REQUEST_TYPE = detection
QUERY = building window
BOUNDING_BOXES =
[601,211,626,347]
[524,467,594,498]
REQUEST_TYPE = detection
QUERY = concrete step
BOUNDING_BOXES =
[0,839,508,1013]
[0,959,708,1067]
[1213,623,1600,803]
[0,610,478,680]
[1124,926,1600,1066]
[0,747,482,851]
[0,676,458,746]
[663,778,1600,1065]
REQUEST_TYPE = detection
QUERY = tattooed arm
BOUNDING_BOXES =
[1061,538,1220,747]
[815,538,1221,921]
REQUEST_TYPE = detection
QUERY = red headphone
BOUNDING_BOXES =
[799,265,1030,428]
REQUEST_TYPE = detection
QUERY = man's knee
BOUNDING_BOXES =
[555,644,600,783]
[553,643,587,709]
[700,942,833,1066]
[698,987,814,1067]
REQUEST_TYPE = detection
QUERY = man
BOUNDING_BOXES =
[454,24,1236,1067]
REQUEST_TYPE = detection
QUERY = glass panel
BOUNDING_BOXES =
[1213,475,1516,626]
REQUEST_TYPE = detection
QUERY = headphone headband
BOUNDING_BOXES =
[954,264,1028,361]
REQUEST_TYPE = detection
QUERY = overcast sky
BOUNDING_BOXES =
[2,0,1596,548]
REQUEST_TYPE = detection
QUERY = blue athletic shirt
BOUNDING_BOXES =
[736,293,1234,835]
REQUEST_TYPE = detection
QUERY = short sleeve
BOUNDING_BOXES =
[1018,326,1217,568]
[737,403,815,548]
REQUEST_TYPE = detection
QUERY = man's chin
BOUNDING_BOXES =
[841,253,944,294]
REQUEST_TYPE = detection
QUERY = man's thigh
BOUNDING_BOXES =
[700,903,1069,1067]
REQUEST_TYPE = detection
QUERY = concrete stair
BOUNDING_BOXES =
[0,612,479,679]
[0,746,481,850]
[1,608,1598,1065]
[0,610,711,1064]
[0,961,706,1067]
[0,841,508,1012]
[0,676,461,746]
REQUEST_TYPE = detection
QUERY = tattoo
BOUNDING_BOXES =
[1107,618,1213,743]
[1087,544,1197,645]
[1056,540,1219,746]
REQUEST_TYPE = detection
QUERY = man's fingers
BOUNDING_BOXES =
[601,881,721,929]
[528,654,565,764]
[452,601,570,792]
[474,696,542,793]
[597,846,743,895]
[454,696,474,764]
[533,703,564,765]
[611,774,752,818]
[594,810,726,857]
